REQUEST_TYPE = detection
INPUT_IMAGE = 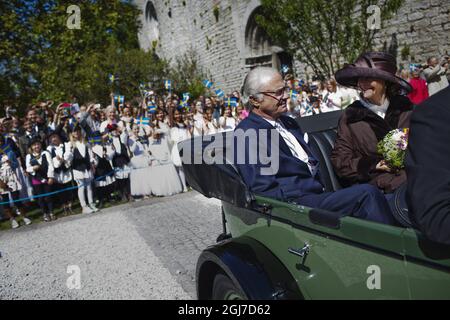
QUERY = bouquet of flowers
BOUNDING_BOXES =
[377,128,409,170]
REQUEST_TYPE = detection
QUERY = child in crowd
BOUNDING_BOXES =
[91,132,116,208]
[64,126,99,214]
[47,132,74,216]
[108,124,132,202]
[26,139,56,222]
[0,154,32,228]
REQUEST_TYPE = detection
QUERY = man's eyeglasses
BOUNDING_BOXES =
[258,87,290,100]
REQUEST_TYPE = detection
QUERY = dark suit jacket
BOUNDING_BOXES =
[406,87,450,245]
[18,134,34,160]
[234,112,324,203]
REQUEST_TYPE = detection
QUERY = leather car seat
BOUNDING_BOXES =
[308,130,343,192]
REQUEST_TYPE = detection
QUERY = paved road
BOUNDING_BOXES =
[0,192,222,300]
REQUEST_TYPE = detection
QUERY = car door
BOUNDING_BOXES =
[402,229,450,299]
[289,211,411,299]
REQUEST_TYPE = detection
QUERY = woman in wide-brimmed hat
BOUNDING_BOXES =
[331,52,414,194]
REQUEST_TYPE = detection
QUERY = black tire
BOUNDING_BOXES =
[211,273,247,300]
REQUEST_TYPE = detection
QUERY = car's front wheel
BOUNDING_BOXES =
[211,273,247,300]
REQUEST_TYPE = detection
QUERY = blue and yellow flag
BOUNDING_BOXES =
[179,100,190,111]
[148,104,157,114]
[88,136,103,146]
[215,89,224,98]
[0,143,12,155]
[224,97,238,107]
[164,80,172,91]
[135,117,150,126]
[289,90,298,100]
[409,64,421,72]
[114,95,125,105]
[203,80,213,89]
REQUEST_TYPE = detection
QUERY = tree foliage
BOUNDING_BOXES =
[74,48,169,106]
[257,0,405,79]
[0,0,171,109]
[169,50,209,99]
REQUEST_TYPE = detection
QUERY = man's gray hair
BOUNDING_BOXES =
[241,67,281,110]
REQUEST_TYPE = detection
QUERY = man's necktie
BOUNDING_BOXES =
[274,121,302,160]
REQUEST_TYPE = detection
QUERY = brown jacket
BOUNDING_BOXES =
[331,95,414,193]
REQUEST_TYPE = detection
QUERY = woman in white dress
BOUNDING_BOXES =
[128,124,154,197]
[64,126,99,214]
[148,110,182,196]
[192,101,204,137]
[47,132,74,216]
[120,106,134,135]
[169,109,191,192]
[203,109,219,135]
[100,106,118,134]
[218,106,237,132]
[322,79,344,112]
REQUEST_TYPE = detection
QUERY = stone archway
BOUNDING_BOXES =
[245,7,272,68]
[244,6,292,70]
[143,1,159,48]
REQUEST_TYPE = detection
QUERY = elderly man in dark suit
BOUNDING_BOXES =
[406,87,450,245]
[234,67,394,224]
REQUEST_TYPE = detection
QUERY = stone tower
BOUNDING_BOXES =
[135,0,450,92]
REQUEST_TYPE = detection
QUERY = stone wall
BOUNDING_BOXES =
[373,0,450,70]
[135,0,450,92]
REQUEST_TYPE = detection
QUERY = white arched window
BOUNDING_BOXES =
[144,1,159,45]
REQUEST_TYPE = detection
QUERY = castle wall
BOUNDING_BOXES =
[136,0,450,91]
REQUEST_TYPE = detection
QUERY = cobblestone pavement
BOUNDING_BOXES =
[0,192,222,300]
[126,192,223,298]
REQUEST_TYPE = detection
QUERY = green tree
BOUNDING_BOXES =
[169,50,209,99]
[31,0,142,101]
[257,0,404,78]
[74,48,169,106]
[0,0,42,107]
[0,0,146,109]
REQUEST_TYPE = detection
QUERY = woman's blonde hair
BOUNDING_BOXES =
[326,78,338,92]
[27,140,43,155]
[105,105,117,117]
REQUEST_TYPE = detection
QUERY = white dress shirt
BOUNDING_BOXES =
[263,118,317,176]
[359,97,390,119]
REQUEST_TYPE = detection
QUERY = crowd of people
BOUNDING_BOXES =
[400,55,450,104]
[0,53,448,230]
[0,91,252,228]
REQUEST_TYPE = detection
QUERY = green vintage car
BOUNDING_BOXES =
[180,111,450,300]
